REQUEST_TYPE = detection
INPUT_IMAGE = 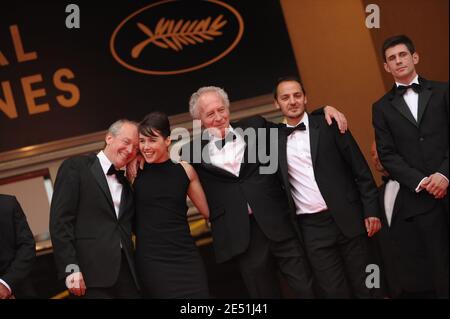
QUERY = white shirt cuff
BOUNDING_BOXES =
[437,173,449,183]
[65,272,83,289]
[0,278,12,294]
[416,174,449,193]
[415,177,428,193]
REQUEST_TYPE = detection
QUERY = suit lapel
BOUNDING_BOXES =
[90,157,115,214]
[390,88,418,128]
[236,125,251,177]
[278,127,290,187]
[308,116,320,167]
[118,182,131,220]
[417,77,432,125]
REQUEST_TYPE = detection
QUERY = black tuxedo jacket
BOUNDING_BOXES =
[181,116,297,263]
[0,195,36,297]
[49,154,139,288]
[278,115,380,238]
[372,77,449,218]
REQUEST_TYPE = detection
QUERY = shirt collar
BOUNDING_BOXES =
[395,74,419,87]
[97,150,114,175]
[286,113,309,128]
[208,125,235,142]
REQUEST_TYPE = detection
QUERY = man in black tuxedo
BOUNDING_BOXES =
[0,195,36,299]
[180,86,346,298]
[50,119,141,298]
[274,77,381,298]
[372,35,449,298]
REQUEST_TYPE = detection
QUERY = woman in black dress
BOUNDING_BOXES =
[133,111,210,298]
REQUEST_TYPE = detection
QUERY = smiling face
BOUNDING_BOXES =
[104,122,139,168]
[139,130,171,164]
[275,80,307,126]
[383,43,419,84]
[197,91,230,138]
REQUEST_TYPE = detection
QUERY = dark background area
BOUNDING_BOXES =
[0,0,299,153]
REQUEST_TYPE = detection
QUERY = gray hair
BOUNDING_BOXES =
[189,86,230,119]
[107,119,138,137]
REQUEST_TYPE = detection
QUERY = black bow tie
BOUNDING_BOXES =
[107,165,127,184]
[214,132,236,150]
[284,122,306,135]
[396,83,422,95]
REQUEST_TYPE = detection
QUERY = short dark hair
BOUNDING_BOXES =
[273,76,306,99]
[382,35,416,61]
[139,111,171,139]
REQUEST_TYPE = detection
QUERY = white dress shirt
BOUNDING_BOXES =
[97,151,122,218]
[286,113,328,215]
[208,126,246,177]
[208,126,253,213]
[396,74,420,122]
[384,179,400,227]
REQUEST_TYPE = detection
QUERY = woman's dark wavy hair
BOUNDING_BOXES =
[139,111,171,139]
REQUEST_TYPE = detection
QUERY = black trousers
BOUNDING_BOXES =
[236,215,314,298]
[407,202,449,298]
[74,250,140,299]
[376,200,449,299]
[297,210,373,299]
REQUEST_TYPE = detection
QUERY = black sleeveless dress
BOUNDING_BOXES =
[134,160,209,298]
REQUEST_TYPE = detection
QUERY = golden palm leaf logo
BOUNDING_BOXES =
[131,15,227,57]
[111,0,244,75]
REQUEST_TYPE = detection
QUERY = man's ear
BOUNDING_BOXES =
[105,133,113,146]
[412,52,419,65]
[383,62,391,74]
[274,99,280,110]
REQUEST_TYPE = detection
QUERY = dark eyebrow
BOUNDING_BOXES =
[387,54,396,60]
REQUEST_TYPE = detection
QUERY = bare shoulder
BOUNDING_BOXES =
[179,160,196,180]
